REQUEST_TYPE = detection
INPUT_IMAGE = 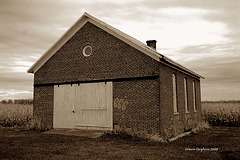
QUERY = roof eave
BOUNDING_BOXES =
[160,56,204,79]
[27,12,203,80]
[27,13,90,74]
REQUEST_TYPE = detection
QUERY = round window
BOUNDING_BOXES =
[83,45,92,57]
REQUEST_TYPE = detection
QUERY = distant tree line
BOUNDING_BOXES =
[1,99,33,105]
[202,100,240,103]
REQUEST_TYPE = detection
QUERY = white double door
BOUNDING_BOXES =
[53,82,113,130]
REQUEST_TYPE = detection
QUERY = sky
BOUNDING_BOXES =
[0,0,239,101]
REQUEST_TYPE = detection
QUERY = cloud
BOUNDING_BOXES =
[0,72,33,100]
[0,0,239,101]
[0,89,33,100]
[177,42,240,101]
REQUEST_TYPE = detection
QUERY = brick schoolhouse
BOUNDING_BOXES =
[28,12,203,137]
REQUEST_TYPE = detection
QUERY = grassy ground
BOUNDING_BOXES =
[0,102,239,159]
[0,126,240,159]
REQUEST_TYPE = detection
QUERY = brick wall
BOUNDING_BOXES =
[34,22,159,85]
[33,85,54,127]
[113,79,160,133]
[33,21,201,135]
[33,22,160,130]
[159,62,201,137]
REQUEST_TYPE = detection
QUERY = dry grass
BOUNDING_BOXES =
[202,101,240,126]
[106,125,165,142]
[1,126,240,159]
[1,100,239,129]
[0,104,33,127]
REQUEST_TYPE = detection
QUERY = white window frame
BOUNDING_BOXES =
[184,78,189,113]
[82,45,92,57]
[172,73,178,114]
[193,81,197,112]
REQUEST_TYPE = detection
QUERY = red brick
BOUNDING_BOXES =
[33,22,201,136]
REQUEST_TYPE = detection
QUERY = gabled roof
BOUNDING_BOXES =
[27,12,203,79]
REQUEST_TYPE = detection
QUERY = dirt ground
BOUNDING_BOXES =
[0,126,240,160]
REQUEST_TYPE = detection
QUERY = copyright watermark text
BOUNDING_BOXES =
[185,147,218,152]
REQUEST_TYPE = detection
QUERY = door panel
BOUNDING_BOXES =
[54,82,113,130]
[53,84,76,128]
[75,82,112,130]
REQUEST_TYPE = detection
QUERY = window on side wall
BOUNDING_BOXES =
[193,81,197,112]
[184,78,189,113]
[172,73,178,114]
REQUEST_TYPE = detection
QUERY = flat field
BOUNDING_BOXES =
[1,101,240,127]
[202,101,240,126]
[0,102,240,159]
[0,104,32,127]
[0,126,239,159]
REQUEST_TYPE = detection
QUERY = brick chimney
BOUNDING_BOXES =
[146,40,157,50]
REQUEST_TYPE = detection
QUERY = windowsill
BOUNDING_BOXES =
[174,112,179,115]
[185,111,190,114]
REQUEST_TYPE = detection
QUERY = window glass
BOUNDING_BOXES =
[172,74,178,114]
[184,78,189,113]
[193,81,197,112]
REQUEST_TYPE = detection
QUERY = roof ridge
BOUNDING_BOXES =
[83,12,163,58]
[27,12,203,79]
